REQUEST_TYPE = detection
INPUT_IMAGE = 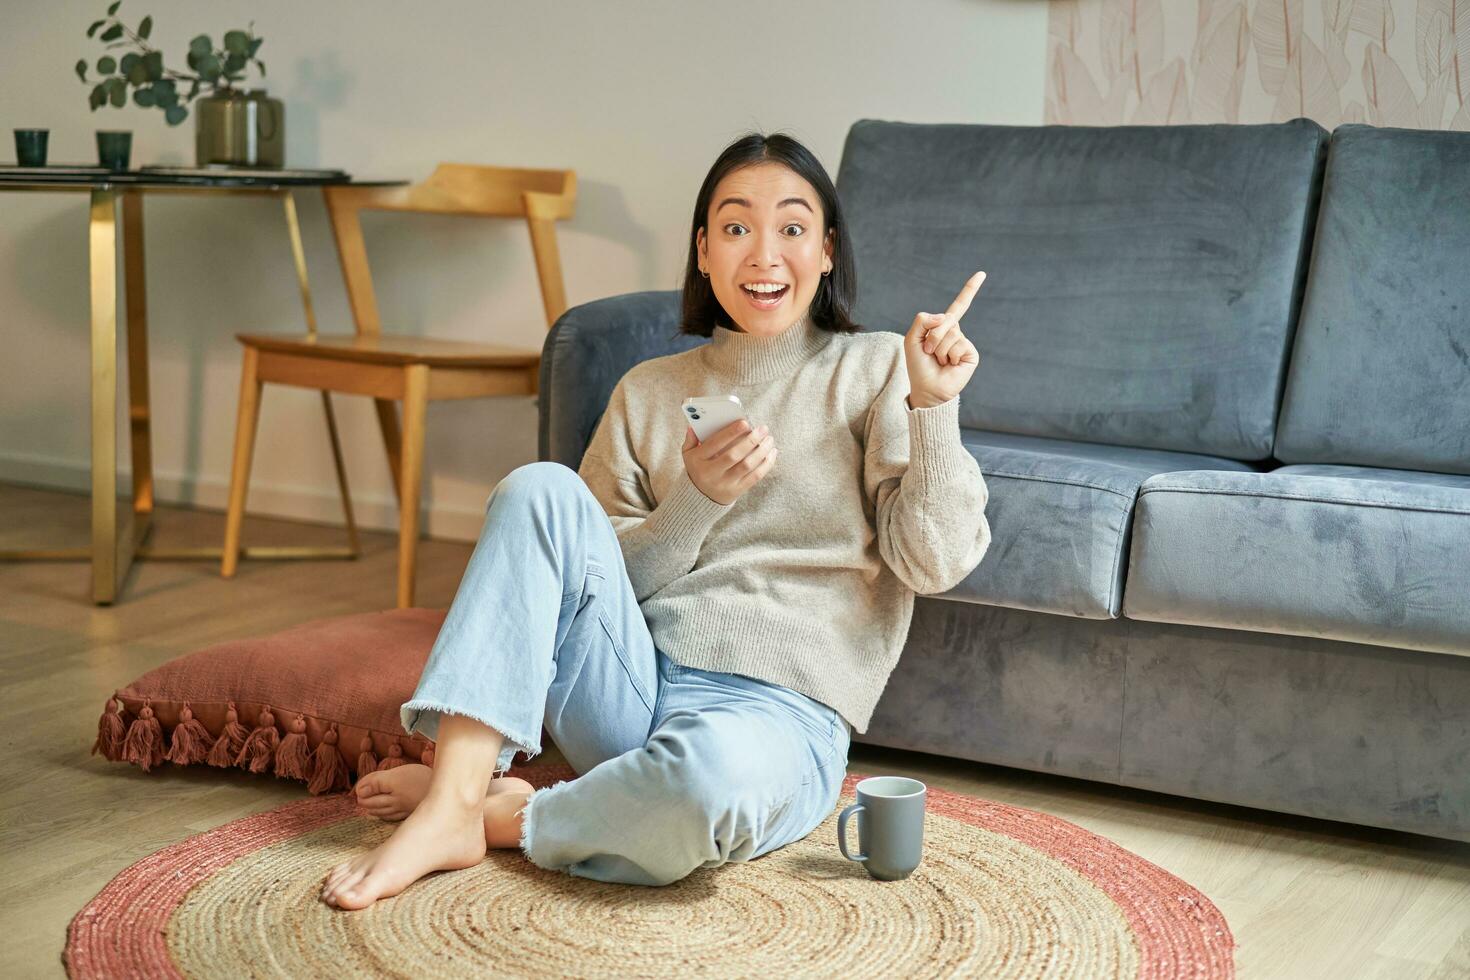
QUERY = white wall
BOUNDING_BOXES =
[1,0,1047,541]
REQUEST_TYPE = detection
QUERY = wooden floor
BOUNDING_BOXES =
[2,481,1467,980]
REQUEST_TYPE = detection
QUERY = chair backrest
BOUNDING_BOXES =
[323,163,577,337]
[1274,125,1470,475]
[835,118,1328,460]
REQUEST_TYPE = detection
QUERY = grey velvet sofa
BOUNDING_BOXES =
[537,119,1470,843]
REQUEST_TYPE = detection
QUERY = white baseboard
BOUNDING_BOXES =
[0,451,490,543]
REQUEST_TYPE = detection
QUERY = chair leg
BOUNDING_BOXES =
[396,365,429,608]
[222,346,263,578]
[319,391,361,557]
[374,398,404,506]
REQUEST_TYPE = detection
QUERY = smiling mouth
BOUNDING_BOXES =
[741,284,789,305]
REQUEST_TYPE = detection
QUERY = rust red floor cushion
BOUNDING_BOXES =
[90,607,535,795]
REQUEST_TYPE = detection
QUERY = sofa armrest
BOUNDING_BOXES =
[537,290,705,468]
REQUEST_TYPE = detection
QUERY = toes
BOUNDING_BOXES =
[331,869,366,901]
[336,875,380,910]
[324,862,358,893]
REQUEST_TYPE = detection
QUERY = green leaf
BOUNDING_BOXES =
[199,53,221,81]
[224,52,245,74]
[255,60,266,78]
[87,19,105,38]
[127,59,149,85]
[76,58,88,82]
[187,79,201,99]
[189,34,211,56]
[223,30,249,56]
[143,50,163,80]
[100,23,123,41]
[97,56,116,74]
[137,15,151,39]
[133,86,154,107]
[154,85,177,108]
[120,52,138,73]
[108,78,126,107]
[165,104,187,125]
[248,37,263,57]
[90,83,106,110]
[107,0,121,14]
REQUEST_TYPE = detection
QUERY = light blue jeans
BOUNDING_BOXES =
[400,461,852,887]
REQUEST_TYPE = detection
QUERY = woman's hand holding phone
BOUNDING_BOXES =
[682,418,777,505]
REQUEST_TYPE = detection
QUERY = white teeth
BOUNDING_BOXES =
[743,283,787,294]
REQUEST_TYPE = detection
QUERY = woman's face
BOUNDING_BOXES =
[697,162,835,337]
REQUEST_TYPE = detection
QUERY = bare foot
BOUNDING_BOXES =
[356,764,534,822]
[320,792,490,910]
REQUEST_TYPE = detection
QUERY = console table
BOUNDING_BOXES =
[0,168,407,603]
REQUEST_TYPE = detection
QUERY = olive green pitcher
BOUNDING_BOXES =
[194,89,284,168]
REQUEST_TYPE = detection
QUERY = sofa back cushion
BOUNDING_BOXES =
[539,290,702,469]
[1274,125,1470,475]
[835,118,1328,460]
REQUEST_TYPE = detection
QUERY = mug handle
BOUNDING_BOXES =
[837,803,867,862]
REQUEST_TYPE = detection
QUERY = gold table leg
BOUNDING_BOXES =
[123,191,154,520]
[91,188,129,603]
[281,190,361,558]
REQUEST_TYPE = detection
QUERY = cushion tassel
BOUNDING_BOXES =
[165,703,216,765]
[234,707,280,774]
[273,714,312,781]
[206,702,251,768]
[356,735,379,781]
[307,725,351,795]
[91,695,127,761]
[377,742,407,771]
[120,700,166,772]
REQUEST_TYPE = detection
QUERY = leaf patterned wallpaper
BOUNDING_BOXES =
[1045,0,1470,130]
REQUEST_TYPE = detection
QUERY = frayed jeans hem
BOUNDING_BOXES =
[518,782,571,872]
[400,698,541,776]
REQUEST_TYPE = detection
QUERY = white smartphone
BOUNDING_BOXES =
[682,395,750,444]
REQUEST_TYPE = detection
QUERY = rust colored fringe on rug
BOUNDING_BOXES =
[64,765,1235,978]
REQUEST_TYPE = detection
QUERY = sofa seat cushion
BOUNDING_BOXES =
[1123,465,1470,654]
[940,430,1254,619]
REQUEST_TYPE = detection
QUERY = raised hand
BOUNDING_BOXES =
[903,270,985,409]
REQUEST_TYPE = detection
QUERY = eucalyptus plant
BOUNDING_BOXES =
[75,0,266,126]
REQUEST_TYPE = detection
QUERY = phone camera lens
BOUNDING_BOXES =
[685,406,696,414]
[691,413,701,419]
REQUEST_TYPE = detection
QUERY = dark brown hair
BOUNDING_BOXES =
[679,131,860,337]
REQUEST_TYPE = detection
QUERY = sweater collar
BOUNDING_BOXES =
[702,310,831,383]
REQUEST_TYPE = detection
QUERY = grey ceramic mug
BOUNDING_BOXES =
[837,775,926,880]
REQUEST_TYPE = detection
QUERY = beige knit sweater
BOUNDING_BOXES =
[576,311,992,734]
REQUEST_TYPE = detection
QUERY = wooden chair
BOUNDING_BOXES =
[221,163,576,607]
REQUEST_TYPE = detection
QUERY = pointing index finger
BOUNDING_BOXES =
[944,270,988,320]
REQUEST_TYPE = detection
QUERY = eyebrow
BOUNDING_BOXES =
[715,195,814,214]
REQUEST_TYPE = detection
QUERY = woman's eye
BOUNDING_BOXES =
[784,224,804,236]
[724,224,746,236]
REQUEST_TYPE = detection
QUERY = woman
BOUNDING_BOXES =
[320,132,991,909]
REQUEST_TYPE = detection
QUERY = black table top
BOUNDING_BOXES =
[0,165,405,189]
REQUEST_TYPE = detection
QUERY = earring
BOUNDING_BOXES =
[821,269,830,277]
[700,270,710,278]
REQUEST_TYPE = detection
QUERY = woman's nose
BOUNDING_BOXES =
[746,231,784,268]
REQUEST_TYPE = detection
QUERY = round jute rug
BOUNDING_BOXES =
[64,765,1234,978]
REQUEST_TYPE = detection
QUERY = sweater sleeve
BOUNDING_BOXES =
[861,352,992,595]
[577,380,732,602]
